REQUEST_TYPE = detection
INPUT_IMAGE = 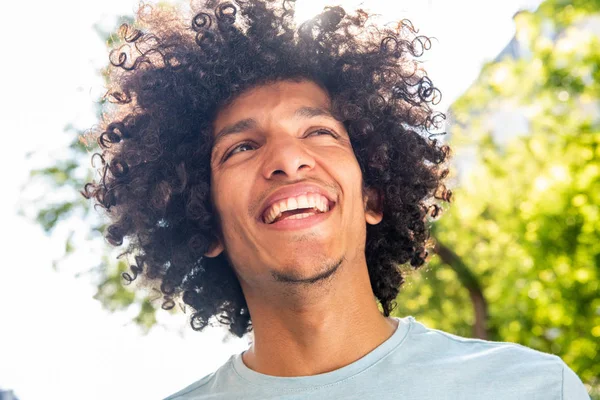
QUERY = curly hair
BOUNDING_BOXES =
[81,0,453,338]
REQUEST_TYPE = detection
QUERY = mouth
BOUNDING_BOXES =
[261,199,335,225]
[261,200,336,230]
[258,184,337,229]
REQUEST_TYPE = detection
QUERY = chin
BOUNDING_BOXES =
[272,252,343,283]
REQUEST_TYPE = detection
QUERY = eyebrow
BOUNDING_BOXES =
[294,106,333,120]
[213,106,335,147]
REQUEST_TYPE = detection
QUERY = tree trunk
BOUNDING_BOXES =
[433,239,489,339]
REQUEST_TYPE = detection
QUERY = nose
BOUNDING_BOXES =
[260,134,316,180]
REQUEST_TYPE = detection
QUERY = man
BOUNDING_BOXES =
[82,0,590,398]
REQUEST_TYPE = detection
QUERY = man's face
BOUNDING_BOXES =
[207,79,382,287]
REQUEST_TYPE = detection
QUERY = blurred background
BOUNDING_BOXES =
[0,0,598,399]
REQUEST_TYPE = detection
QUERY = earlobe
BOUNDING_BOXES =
[364,187,384,225]
[365,208,383,225]
[204,239,224,258]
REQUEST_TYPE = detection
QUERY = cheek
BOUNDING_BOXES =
[331,153,363,188]
[211,176,233,226]
[212,171,252,223]
[213,168,240,199]
[319,143,359,169]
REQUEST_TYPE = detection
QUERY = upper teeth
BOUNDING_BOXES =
[264,194,330,224]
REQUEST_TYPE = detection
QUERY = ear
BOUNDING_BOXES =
[363,186,383,225]
[204,238,224,258]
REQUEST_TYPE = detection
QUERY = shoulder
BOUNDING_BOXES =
[162,354,237,400]
[163,372,216,400]
[406,317,563,366]
[399,317,590,399]
[561,359,591,399]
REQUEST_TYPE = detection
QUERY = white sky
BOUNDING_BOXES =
[0,0,542,399]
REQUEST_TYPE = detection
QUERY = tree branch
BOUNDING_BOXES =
[433,239,489,339]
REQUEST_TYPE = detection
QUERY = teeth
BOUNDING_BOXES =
[318,196,326,212]
[296,195,309,209]
[273,203,281,222]
[287,197,298,211]
[263,193,331,224]
[268,206,277,224]
[284,212,316,220]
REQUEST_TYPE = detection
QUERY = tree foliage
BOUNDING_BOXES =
[394,0,599,393]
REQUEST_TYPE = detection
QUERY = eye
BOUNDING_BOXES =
[309,128,337,137]
[225,141,256,160]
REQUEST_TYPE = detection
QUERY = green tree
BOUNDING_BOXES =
[393,0,599,394]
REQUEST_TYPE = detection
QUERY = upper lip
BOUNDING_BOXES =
[259,183,336,223]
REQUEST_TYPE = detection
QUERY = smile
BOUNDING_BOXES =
[261,202,336,231]
[263,193,331,224]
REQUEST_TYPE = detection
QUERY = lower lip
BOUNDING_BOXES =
[262,204,335,231]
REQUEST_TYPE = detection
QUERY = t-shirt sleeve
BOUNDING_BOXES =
[561,360,590,400]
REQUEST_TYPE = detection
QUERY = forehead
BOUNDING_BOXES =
[212,79,331,133]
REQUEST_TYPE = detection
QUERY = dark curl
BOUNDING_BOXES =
[81,0,453,338]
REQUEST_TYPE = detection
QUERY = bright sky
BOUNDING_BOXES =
[0,0,542,399]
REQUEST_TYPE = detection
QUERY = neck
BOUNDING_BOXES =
[239,259,399,377]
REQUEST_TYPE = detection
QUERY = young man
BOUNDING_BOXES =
[83,0,590,398]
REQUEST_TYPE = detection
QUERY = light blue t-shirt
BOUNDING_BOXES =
[165,316,590,399]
